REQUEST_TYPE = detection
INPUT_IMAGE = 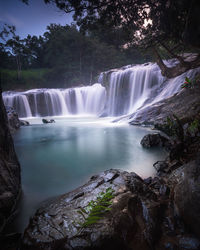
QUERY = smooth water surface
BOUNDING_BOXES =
[12,116,166,232]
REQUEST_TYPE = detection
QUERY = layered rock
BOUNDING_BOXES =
[0,92,21,233]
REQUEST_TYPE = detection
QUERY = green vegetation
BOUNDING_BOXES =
[181,77,194,89]
[165,114,200,142]
[166,114,184,143]
[188,119,200,136]
[40,0,200,79]
[75,187,114,229]
[0,24,149,90]
[1,68,49,90]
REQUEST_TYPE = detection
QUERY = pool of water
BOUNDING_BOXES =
[11,116,166,232]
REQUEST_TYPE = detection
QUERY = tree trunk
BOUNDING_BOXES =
[153,47,200,78]
[159,41,189,67]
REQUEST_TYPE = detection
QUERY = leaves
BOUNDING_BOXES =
[75,187,115,229]
[181,76,195,89]
[188,119,199,134]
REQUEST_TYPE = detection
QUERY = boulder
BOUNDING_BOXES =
[22,169,161,250]
[140,133,169,148]
[0,94,21,233]
[20,120,30,126]
[42,119,55,124]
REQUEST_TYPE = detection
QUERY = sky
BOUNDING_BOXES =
[0,0,73,38]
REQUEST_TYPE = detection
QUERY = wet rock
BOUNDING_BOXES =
[22,169,161,250]
[5,106,20,132]
[153,161,168,173]
[140,133,166,148]
[42,119,55,124]
[173,156,200,238]
[20,120,30,126]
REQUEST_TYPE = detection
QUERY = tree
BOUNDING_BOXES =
[41,0,200,78]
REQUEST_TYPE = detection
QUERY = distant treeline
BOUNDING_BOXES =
[0,24,152,90]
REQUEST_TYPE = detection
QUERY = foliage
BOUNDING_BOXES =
[39,0,200,79]
[75,187,114,228]
[181,77,194,89]
[166,114,184,142]
[1,23,148,90]
[188,119,200,135]
[42,0,200,50]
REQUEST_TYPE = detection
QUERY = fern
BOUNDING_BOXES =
[76,187,115,228]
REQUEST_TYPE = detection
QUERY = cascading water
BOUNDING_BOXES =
[98,62,200,117]
[3,84,106,118]
[3,59,200,118]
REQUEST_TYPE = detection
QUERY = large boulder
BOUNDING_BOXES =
[22,169,161,250]
[140,133,170,149]
[0,93,21,233]
[173,156,200,238]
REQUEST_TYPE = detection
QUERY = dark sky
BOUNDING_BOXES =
[0,0,73,38]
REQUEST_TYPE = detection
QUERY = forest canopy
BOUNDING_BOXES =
[1,0,200,90]
[0,23,149,90]
[41,0,200,77]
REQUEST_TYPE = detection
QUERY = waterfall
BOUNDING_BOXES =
[3,84,106,118]
[3,93,32,118]
[3,59,200,119]
[99,62,200,116]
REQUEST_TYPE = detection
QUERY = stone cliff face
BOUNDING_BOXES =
[0,92,21,233]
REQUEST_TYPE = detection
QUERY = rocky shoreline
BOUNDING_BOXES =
[18,127,200,250]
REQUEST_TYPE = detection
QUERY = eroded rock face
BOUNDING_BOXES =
[22,169,161,250]
[0,93,21,233]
